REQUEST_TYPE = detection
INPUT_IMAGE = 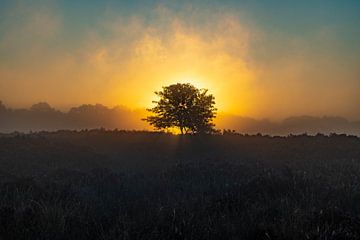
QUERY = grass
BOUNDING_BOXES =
[0,130,359,239]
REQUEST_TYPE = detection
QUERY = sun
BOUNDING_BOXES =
[164,75,209,90]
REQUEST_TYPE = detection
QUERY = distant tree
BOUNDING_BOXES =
[0,101,6,112]
[143,83,217,134]
[30,102,54,112]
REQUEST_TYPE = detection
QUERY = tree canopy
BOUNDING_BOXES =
[143,83,217,134]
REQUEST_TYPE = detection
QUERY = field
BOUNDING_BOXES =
[0,130,359,239]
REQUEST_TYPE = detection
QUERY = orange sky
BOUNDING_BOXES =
[0,1,359,120]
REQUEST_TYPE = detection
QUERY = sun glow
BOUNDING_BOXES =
[165,76,208,89]
[142,72,254,117]
[1,4,258,119]
[1,1,358,123]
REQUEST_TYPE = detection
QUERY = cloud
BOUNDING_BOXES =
[250,27,360,120]
[83,7,256,113]
[0,2,359,121]
[0,0,68,106]
[0,0,62,59]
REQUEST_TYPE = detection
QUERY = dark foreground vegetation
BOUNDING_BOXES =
[0,130,359,239]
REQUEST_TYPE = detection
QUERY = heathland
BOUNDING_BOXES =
[0,131,359,239]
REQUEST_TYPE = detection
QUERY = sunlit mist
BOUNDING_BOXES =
[0,0,359,122]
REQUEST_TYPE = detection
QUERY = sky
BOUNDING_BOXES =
[0,0,360,120]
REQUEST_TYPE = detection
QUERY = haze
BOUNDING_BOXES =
[1,0,359,123]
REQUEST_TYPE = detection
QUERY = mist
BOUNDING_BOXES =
[1,101,359,136]
[1,1,359,120]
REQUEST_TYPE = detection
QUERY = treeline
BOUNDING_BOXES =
[0,101,147,132]
[1,101,360,135]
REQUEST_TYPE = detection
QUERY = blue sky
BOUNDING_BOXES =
[2,0,359,56]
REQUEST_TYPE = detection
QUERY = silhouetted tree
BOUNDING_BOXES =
[143,83,217,134]
[0,101,6,112]
[30,102,54,112]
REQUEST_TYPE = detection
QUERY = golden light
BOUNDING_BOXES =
[95,16,257,118]
[164,76,208,89]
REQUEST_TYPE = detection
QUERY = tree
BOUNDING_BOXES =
[0,101,6,112]
[143,83,217,134]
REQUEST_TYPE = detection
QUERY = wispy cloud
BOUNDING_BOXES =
[0,1,359,120]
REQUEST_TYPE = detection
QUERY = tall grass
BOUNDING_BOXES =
[0,131,359,239]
